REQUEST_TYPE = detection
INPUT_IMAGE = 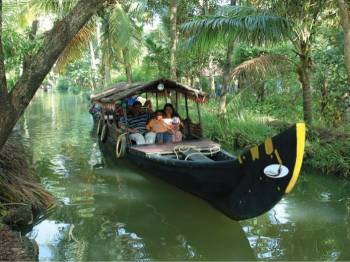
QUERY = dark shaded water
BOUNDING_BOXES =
[20,91,350,261]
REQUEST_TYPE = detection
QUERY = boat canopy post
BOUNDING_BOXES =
[196,101,202,136]
[156,92,159,110]
[122,103,131,145]
[145,92,148,100]
[175,91,178,112]
[185,94,191,137]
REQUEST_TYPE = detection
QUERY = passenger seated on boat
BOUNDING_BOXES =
[88,102,101,115]
[119,101,156,145]
[146,110,172,144]
[143,100,153,113]
[126,97,137,115]
[162,103,183,143]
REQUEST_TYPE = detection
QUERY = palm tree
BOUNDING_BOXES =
[170,0,177,80]
[337,0,350,123]
[0,0,108,150]
[181,4,291,114]
[102,2,143,84]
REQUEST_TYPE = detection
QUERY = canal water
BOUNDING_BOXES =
[20,91,350,261]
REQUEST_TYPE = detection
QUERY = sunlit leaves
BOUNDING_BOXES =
[54,22,96,73]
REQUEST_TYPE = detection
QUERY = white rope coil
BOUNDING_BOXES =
[173,145,221,161]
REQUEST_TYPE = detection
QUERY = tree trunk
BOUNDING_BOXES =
[170,0,177,80]
[257,82,265,102]
[219,42,234,113]
[338,0,350,123]
[0,0,8,102]
[104,60,111,87]
[101,14,112,88]
[125,64,132,84]
[208,55,215,97]
[0,0,108,150]
[122,49,133,84]
[297,49,313,124]
[202,1,215,97]
[219,0,236,113]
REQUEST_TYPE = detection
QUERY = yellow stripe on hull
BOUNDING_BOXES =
[285,123,306,193]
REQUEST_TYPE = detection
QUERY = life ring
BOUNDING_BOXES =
[115,133,127,158]
[97,117,103,136]
[100,124,108,143]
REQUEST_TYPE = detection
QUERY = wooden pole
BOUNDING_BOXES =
[122,104,131,145]
[196,101,202,137]
[185,94,189,119]
[156,92,159,110]
[185,94,191,137]
[175,91,178,112]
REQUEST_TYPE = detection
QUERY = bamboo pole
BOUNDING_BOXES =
[196,101,202,137]
[185,94,191,137]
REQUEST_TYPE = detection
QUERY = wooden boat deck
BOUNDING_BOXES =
[129,138,220,155]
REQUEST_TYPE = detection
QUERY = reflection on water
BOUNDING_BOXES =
[21,91,350,261]
[241,174,350,260]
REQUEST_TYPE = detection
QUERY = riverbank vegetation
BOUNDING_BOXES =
[0,0,349,180]
[0,135,55,224]
[0,0,349,259]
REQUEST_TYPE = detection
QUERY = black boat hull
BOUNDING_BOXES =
[97,118,305,221]
[127,123,305,220]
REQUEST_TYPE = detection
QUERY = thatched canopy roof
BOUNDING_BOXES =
[90,78,207,103]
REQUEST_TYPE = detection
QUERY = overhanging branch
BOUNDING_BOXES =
[9,0,108,111]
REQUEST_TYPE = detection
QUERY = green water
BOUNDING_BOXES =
[21,92,350,261]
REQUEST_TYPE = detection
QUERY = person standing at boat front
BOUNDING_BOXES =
[119,101,156,145]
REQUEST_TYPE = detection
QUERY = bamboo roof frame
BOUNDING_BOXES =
[90,78,207,103]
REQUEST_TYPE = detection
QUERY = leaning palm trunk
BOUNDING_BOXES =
[0,0,108,151]
[338,0,350,123]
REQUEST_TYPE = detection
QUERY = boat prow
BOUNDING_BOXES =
[214,123,306,220]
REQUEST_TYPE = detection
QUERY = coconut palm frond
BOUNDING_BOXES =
[28,0,77,16]
[181,5,292,53]
[54,21,95,73]
[109,3,142,49]
[105,3,143,66]
[232,54,293,80]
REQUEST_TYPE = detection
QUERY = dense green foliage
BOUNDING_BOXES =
[1,0,349,177]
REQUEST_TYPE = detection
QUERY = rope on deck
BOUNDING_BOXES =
[173,145,221,161]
